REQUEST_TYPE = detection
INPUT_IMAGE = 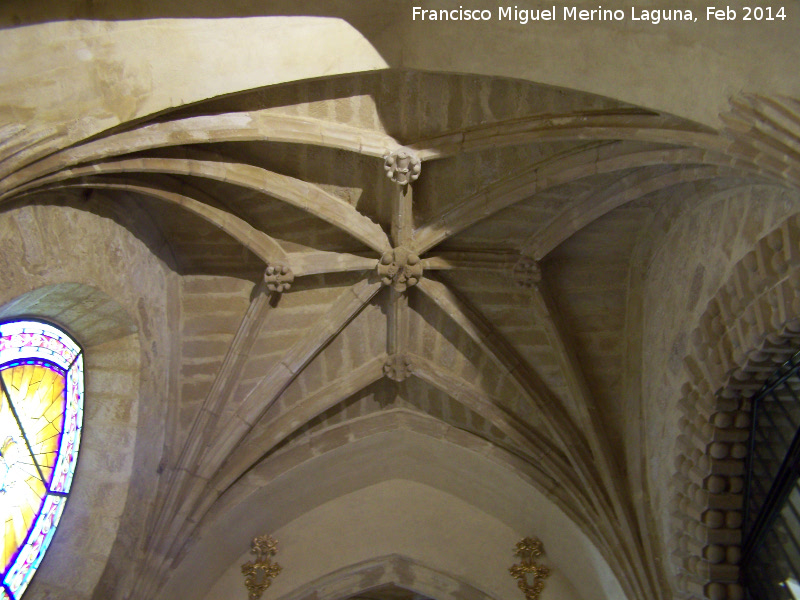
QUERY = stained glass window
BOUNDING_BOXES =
[0,321,83,599]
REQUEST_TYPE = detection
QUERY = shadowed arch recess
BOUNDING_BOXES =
[159,419,627,600]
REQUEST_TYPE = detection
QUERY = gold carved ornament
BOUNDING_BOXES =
[241,535,282,600]
[509,537,550,600]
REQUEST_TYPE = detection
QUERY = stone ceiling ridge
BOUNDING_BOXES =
[2,24,800,600]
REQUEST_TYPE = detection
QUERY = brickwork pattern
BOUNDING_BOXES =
[671,214,800,600]
[2,55,799,600]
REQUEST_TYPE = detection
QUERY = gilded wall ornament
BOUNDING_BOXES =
[377,247,423,291]
[241,535,282,600]
[509,537,550,600]
[264,263,294,293]
[384,149,421,185]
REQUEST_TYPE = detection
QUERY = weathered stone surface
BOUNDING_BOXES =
[0,11,798,600]
[377,247,423,291]
[383,149,421,185]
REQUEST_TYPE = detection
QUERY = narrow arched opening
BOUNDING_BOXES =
[743,350,800,599]
[0,319,83,599]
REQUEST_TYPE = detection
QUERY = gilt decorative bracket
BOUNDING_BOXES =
[509,537,550,600]
[241,535,282,600]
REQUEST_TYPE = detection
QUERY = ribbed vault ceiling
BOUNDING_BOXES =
[2,69,798,600]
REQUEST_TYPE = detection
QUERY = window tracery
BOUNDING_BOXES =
[0,321,83,599]
[743,350,800,598]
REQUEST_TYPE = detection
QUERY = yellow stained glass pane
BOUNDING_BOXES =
[0,386,45,574]
[1,366,65,486]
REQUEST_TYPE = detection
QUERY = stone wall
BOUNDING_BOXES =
[0,195,174,599]
[633,183,800,598]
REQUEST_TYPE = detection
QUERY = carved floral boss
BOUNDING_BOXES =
[384,149,421,185]
[377,247,423,291]
[264,264,294,293]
